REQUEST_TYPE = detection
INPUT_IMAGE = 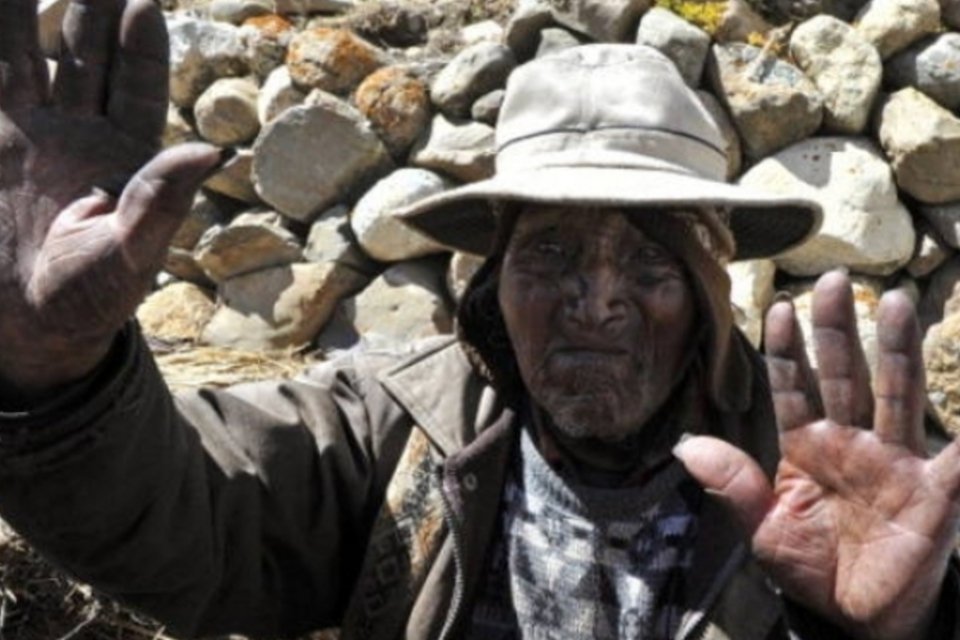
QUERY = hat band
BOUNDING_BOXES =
[495,128,728,180]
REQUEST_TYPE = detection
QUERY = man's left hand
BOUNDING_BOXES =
[675,271,960,640]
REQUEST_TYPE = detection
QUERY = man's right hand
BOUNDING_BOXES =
[0,0,224,403]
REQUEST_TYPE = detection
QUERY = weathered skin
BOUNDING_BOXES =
[0,0,222,403]
[1,2,960,640]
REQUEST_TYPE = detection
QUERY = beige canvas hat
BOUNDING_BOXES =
[398,44,822,260]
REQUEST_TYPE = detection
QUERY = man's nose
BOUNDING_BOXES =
[563,265,628,333]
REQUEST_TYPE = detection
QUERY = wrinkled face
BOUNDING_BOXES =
[497,206,696,442]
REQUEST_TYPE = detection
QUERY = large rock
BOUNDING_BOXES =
[409,115,495,183]
[208,0,271,25]
[286,28,388,95]
[194,77,261,146]
[471,89,505,125]
[535,27,585,58]
[202,261,367,349]
[137,282,216,344]
[636,7,711,87]
[167,17,249,108]
[789,15,882,134]
[504,0,556,62]
[241,14,295,80]
[351,168,452,262]
[854,0,940,58]
[355,67,432,158]
[886,34,960,111]
[876,88,960,204]
[348,258,454,345]
[430,43,516,119]
[305,205,380,275]
[273,0,356,13]
[195,212,304,283]
[547,0,650,42]
[164,248,214,288]
[784,276,886,373]
[727,259,776,348]
[253,93,392,222]
[714,0,773,43]
[707,43,823,159]
[740,137,915,276]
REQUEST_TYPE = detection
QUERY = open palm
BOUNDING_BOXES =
[677,272,960,640]
[0,0,221,401]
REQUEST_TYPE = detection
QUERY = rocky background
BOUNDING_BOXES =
[14,0,960,636]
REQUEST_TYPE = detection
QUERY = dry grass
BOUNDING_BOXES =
[154,344,315,392]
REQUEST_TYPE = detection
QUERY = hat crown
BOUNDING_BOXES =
[496,44,728,180]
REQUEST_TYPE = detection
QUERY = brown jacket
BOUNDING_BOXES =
[0,326,954,639]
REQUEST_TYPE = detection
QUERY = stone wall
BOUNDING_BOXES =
[85,0,960,435]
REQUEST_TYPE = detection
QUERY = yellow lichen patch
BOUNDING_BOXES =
[655,0,729,35]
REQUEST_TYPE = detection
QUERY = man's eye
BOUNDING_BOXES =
[634,246,667,264]
[536,241,566,256]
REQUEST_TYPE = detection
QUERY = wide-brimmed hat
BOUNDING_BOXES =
[398,44,822,260]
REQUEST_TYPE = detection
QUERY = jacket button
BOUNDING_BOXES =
[462,473,478,492]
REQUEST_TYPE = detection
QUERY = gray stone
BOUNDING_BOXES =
[886,34,960,111]
[163,105,199,148]
[697,90,742,179]
[877,88,960,204]
[195,211,303,283]
[708,43,824,159]
[409,115,495,183]
[194,77,261,146]
[714,0,773,44]
[739,137,915,276]
[305,205,380,275]
[471,90,505,125]
[253,94,392,222]
[854,0,940,59]
[505,0,555,62]
[204,147,261,204]
[258,66,307,125]
[907,221,950,277]
[354,67,432,159]
[202,261,369,350]
[208,0,271,24]
[430,43,516,119]
[727,259,776,348]
[789,15,882,134]
[636,7,711,88]
[167,16,250,108]
[240,18,294,81]
[171,192,236,251]
[919,201,960,248]
[460,20,505,46]
[273,0,356,14]
[351,168,452,262]
[535,28,584,58]
[547,0,651,42]
[349,258,454,345]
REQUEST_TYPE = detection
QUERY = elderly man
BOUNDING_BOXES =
[0,1,957,639]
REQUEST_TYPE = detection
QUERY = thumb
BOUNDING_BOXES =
[674,435,774,535]
[113,143,229,267]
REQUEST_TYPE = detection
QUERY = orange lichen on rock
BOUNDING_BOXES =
[243,14,295,39]
[286,28,388,95]
[355,66,431,156]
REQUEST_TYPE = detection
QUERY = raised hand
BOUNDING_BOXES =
[0,0,224,402]
[675,271,960,640]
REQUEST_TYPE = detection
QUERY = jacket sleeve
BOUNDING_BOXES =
[0,324,414,638]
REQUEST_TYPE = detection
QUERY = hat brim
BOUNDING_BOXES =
[398,166,823,261]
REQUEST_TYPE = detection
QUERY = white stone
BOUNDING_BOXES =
[430,42,516,119]
[351,168,452,262]
[195,211,303,283]
[167,16,250,109]
[204,147,261,204]
[789,15,882,133]
[547,0,651,42]
[461,20,505,46]
[727,259,776,347]
[409,115,495,183]
[854,0,940,58]
[258,66,307,125]
[194,77,261,146]
[739,137,915,276]
[636,7,711,87]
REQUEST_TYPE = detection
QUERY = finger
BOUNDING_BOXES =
[874,290,926,453]
[107,0,168,146]
[812,271,874,428]
[928,439,960,502]
[764,298,822,432]
[52,0,123,115]
[112,143,226,273]
[0,0,50,108]
[674,435,774,535]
